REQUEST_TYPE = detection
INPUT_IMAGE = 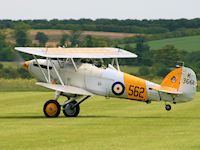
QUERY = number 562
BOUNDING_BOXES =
[128,85,144,98]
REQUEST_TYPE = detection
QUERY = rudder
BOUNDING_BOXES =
[161,66,197,101]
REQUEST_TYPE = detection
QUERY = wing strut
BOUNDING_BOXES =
[115,58,120,71]
[33,55,65,86]
[49,59,65,86]
[33,55,49,83]
[47,57,51,82]
[70,58,78,71]
[110,58,120,71]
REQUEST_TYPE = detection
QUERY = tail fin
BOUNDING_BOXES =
[161,66,197,100]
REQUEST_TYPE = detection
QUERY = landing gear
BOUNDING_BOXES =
[43,100,61,117]
[165,104,171,111]
[63,101,80,117]
[62,96,90,117]
[43,94,90,118]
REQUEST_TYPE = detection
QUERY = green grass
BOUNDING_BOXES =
[0,79,49,92]
[120,66,139,74]
[148,35,200,51]
[121,35,200,52]
[0,61,18,68]
[0,92,200,150]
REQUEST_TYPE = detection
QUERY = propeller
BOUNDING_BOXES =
[13,51,30,70]
[13,50,25,65]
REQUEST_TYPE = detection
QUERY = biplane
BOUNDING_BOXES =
[15,47,197,118]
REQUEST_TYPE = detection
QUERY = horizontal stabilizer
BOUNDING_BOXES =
[151,86,183,95]
[36,82,94,96]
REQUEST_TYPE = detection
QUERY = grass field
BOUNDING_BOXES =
[0,92,200,150]
[148,35,200,52]
[0,61,18,68]
[121,35,200,52]
[0,79,49,92]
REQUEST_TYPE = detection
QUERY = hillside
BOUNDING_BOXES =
[121,35,200,52]
[148,35,200,52]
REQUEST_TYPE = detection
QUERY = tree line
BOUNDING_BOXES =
[1,19,200,34]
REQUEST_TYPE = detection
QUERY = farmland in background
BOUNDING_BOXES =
[120,35,200,52]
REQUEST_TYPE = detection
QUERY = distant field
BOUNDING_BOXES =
[29,29,138,47]
[0,29,138,47]
[148,35,200,51]
[29,29,137,39]
[0,92,200,150]
[121,35,200,52]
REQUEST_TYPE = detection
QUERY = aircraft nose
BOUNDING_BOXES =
[22,61,30,70]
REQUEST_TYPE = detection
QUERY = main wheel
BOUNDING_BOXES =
[43,100,61,117]
[165,104,171,111]
[63,101,80,117]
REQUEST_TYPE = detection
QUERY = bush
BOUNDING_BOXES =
[138,66,150,76]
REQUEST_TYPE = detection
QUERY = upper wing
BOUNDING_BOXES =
[15,47,137,58]
[151,86,183,95]
[36,82,94,96]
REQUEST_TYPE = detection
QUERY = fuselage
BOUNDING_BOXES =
[27,59,195,103]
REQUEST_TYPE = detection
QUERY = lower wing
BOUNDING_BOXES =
[36,82,94,96]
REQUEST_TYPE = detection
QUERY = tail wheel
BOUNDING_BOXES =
[63,101,80,117]
[43,100,60,117]
[165,104,171,111]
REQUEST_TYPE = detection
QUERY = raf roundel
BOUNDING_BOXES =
[112,82,125,95]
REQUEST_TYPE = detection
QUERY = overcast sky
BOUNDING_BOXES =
[0,0,199,20]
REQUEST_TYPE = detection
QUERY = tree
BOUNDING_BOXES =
[14,22,31,46]
[35,32,48,46]
[0,32,15,61]
[84,35,93,47]
[69,31,82,47]
[59,34,69,47]
[153,45,185,67]
[0,63,3,69]
[134,36,151,66]
[135,36,150,55]
[138,66,150,76]
[151,64,169,77]
[17,68,31,78]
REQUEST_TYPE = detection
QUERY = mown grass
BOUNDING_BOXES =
[0,92,199,150]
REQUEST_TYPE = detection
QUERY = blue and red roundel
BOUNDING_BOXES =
[112,82,125,95]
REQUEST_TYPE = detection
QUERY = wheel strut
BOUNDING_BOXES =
[71,96,90,109]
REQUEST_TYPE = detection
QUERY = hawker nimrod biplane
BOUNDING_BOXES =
[15,47,197,118]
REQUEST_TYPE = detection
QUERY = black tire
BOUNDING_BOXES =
[63,101,80,117]
[43,100,60,118]
[165,104,171,111]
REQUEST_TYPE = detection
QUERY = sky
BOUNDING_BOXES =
[0,0,199,20]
